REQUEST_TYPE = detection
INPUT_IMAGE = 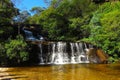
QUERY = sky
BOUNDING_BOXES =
[13,0,47,11]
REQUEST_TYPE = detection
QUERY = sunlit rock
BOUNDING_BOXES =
[87,48,108,63]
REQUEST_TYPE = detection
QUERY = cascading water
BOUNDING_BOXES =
[50,42,69,64]
[38,44,44,64]
[37,42,93,65]
[70,43,76,63]
[69,42,90,63]
[23,28,44,41]
[22,27,47,64]
[22,27,108,64]
[23,29,36,41]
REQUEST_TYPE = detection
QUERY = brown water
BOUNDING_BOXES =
[0,64,120,80]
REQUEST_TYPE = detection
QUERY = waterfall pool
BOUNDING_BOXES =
[0,64,120,80]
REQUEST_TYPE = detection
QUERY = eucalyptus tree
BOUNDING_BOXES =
[34,0,97,41]
[0,0,30,66]
[30,6,45,15]
[14,10,30,23]
[0,0,19,40]
[0,0,19,24]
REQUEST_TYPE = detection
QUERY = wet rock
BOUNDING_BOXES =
[87,48,108,63]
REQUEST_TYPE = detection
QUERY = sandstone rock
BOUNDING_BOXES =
[87,48,108,63]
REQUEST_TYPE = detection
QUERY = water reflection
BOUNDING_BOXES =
[51,65,64,80]
[0,64,120,80]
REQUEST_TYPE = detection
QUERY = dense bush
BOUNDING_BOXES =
[5,35,29,63]
[83,2,120,62]
[0,43,7,65]
[0,35,29,66]
[28,0,97,41]
[0,0,19,41]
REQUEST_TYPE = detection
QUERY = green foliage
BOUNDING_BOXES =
[15,10,31,23]
[0,0,18,24]
[0,0,19,40]
[0,35,29,65]
[85,2,120,62]
[28,0,97,41]
[4,35,29,63]
[0,43,7,65]
[30,7,45,15]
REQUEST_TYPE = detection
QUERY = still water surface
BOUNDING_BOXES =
[0,64,120,80]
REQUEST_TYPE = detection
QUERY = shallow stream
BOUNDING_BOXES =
[0,64,120,80]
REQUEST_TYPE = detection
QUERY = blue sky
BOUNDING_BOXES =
[13,0,47,11]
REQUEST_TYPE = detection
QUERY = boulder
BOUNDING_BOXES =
[87,48,108,63]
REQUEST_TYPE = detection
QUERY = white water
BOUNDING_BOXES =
[50,42,68,64]
[23,28,44,41]
[23,29,36,41]
[38,42,93,65]
[23,28,96,65]
[38,44,44,64]
[70,43,76,63]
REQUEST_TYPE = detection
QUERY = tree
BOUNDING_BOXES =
[0,0,18,24]
[4,35,29,64]
[14,10,30,23]
[0,43,6,65]
[0,0,19,41]
[84,2,120,62]
[28,0,97,41]
[30,7,45,15]
[0,0,30,66]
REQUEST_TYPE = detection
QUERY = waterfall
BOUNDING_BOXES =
[23,29,36,41]
[22,28,107,64]
[70,43,89,63]
[23,28,44,41]
[70,43,76,63]
[38,44,44,64]
[51,42,68,64]
[38,42,93,65]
